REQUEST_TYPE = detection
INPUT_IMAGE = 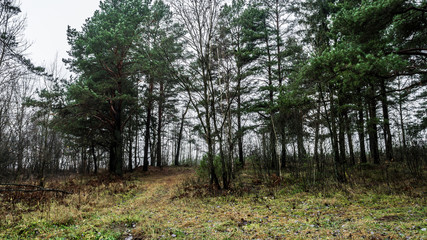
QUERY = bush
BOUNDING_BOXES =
[405,145,426,177]
[196,154,223,182]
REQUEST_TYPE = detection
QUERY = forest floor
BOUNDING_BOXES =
[0,166,426,239]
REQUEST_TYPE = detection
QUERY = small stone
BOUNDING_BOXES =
[421,228,426,231]
[171,234,177,237]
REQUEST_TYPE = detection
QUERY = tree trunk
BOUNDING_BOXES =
[38,115,50,186]
[175,102,189,166]
[329,87,346,182]
[156,81,164,168]
[337,93,347,166]
[207,127,220,188]
[274,1,286,172]
[128,124,133,171]
[237,72,244,167]
[16,137,23,173]
[280,130,287,170]
[16,103,25,174]
[81,147,87,174]
[143,79,154,171]
[135,130,139,168]
[219,135,229,189]
[110,125,123,176]
[345,112,355,165]
[91,142,98,174]
[314,90,321,172]
[236,30,244,168]
[398,93,407,152]
[128,137,133,171]
[205,69,220,188]
[265,21,277,174]
[368,84,380,164]
[275,0,283,87]
[297,111,306,164]
[356,88,367,164]
[150,131,156,166]
[380,79,393,162]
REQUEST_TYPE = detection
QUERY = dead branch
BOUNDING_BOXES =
[0,183,72,194]
[0,183,44,189]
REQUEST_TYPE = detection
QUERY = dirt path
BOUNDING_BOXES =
[132,167,193,204]
[115,167,195,239]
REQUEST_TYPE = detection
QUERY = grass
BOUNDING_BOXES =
[0,166,426,239]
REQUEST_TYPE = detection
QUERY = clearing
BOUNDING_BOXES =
[0,167,426,239]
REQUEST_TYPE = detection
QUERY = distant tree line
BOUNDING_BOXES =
[1,0,425,188]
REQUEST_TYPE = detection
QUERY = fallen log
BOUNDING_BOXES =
[0,183,72,194]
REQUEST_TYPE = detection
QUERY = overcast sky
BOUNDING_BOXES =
[21,0,100,72]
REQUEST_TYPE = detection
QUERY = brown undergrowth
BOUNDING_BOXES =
[0,165,426,239]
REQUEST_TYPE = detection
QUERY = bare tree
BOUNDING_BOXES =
[172,0,224,188]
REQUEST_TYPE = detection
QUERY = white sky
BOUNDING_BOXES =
[21,0,100,72]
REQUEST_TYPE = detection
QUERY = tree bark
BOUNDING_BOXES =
[398,92,407,152]
[128,122,133,171]
[110,125,123,176]
[314,89,321,172]
[150,130,156,167]
[274,0,287,172]
[237,71,244,167]
[296,111,306,164]
[280,130,287,170]
[91,142,98,174]
[236,31,244,168]
[175,102,190,166]
[380,79,393,162]
[156,80,164,168]
[337,93,347,166]
[264,18,278,174]
[328,87,346,182]
[218,134,229,189]
[368,84,380,164]
[143,79,154,172]
[345,112,355,165]
[356,88,367,164]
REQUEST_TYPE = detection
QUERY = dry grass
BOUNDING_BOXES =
[0,166,426,239]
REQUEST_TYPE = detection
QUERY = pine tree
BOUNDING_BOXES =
[64,0,150,176]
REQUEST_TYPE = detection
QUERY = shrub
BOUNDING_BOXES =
[196,154,223,182]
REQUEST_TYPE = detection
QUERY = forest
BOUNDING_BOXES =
[0,0,426,239]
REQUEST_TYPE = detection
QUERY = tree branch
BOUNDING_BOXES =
[396,48,427,57]
[0,183,72,194]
